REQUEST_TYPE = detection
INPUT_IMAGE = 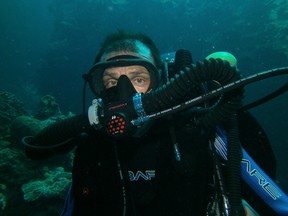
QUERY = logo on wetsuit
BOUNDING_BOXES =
[128,170,155,181]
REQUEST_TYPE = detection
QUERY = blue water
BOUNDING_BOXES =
[1,0,287,213]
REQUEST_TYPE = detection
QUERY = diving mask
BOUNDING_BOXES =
[87,55,161,97]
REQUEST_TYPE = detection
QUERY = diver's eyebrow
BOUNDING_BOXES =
[103,69,149,77]
[127,67,150,75]
[103,71,118,77]
[129,71,150,76]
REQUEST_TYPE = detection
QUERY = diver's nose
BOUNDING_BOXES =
[116,75,137,100]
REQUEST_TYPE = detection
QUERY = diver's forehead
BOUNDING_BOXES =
[100,40,154,63]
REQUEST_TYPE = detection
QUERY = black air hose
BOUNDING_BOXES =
[142,58,243,127]
[240,82,288,111]
[226,115,245,216]
[22,114,90,152]
[174,49,193,73]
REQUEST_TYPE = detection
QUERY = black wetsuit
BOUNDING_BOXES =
[71,119,213,216]
[25,112,278,215]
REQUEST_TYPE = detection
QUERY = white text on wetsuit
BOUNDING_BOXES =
[128,170,155,181]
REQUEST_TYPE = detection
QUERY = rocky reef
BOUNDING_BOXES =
[0,92,28,141]
[21,167,72,202]
[0,91,73,216]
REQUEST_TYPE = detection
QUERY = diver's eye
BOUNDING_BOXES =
[104,79,118,89]
[134,78,145,85]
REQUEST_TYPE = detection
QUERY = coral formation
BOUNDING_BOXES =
[34,95,62,120]
[0,91,28,140]
[0,148,34,183]
[0,92,73,215]
[21,167,72,202]
[0,92,28,120]
[10,116,44,145]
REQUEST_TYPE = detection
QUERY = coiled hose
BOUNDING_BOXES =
[141,58,242,216]
[226,115,245,216]
[143,58,243,127]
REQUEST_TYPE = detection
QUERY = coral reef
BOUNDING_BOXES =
[0,92,27,120]
[0,91,28,140]
[22,167,72,202]
[0,92,73,215]
[10,116,44,146]
[10,112,73,146]
[0,148,34,183]
[34,95,62,120]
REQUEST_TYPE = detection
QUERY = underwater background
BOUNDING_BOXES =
[0,0,288,215]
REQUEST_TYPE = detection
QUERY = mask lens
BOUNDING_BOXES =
[88,58,160,97]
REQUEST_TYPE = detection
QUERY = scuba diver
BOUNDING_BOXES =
[22,30,288,215]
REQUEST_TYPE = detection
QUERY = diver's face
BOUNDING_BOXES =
[102,65,151,93]
[100,41,155,94]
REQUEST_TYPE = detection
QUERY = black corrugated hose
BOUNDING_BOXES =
[22,114,90,158]
[226,114,245,216]
[142,58,243,127]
